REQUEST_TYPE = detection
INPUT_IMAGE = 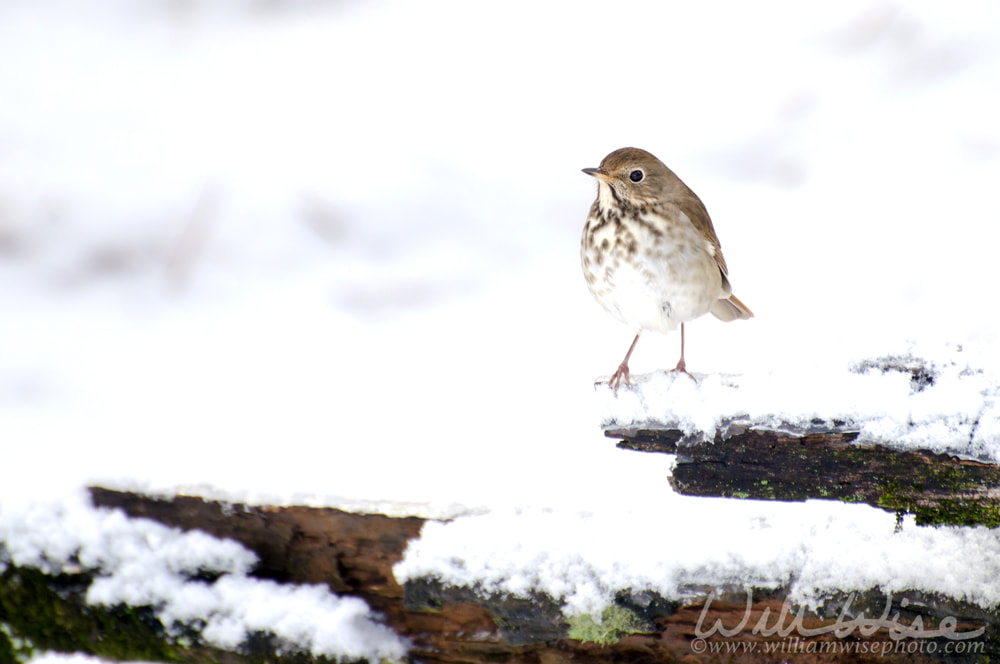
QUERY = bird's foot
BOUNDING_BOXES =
[609,362,631,395]
[670,358,697,382]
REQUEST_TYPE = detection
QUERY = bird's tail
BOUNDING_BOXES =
[710,294,754,322]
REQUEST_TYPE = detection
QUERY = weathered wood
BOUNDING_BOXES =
[5,488,996,662]
[607,426,1000,527]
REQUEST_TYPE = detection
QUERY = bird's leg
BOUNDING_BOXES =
[609,332,641,394]
[672,323,694,378]
[674,323,686,372]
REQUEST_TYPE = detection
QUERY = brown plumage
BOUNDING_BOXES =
[581,147,752,392]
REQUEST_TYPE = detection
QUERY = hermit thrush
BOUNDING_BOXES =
[581,147,752,393]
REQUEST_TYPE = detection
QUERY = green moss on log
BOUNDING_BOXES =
[0,564,374,664]
[1,621,35,663]
[877,485,1000,528]
[567,605,649,646]
[0,565,187,662]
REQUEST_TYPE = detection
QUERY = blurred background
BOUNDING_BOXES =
[1,0,998,513]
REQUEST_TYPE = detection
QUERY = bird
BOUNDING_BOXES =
[580,147,752,393]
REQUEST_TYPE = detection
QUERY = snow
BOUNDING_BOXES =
[1,0,1000,655]
[394,501,1000,616]
[0,489,408,662]
[599,341,1000,462]
[26,656,138,664]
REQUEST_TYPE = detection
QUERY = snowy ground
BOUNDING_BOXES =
[2,0,1000,660]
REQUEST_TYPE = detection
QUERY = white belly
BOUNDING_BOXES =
[582,214,723,333]
[602,258,721,332]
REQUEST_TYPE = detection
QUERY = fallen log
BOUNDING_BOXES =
[1,488,996,663]
[608,424,1000,527]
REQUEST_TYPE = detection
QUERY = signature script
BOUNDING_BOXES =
[694,590,985,641]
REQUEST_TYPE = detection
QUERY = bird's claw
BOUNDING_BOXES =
[609,363,631,395]
[670,358,697,381]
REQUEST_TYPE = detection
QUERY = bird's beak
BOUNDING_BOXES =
[582,167,613,183]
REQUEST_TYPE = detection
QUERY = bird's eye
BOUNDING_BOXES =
[629,169,644,183]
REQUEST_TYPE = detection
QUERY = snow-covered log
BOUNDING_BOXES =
[609,425,1000,527]
[2,488,996,664]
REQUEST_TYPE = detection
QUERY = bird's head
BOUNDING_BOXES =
[582,147,678,207]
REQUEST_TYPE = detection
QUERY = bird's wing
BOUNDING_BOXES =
[679,192,729,277]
